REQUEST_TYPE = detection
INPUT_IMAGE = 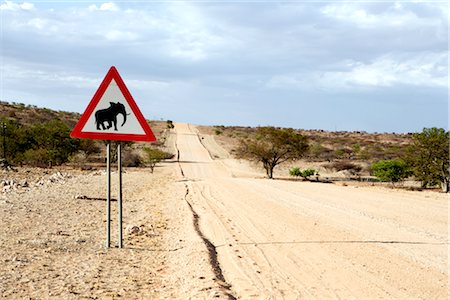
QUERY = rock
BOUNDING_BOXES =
[20,180,29,188]
[126,225,141,235]
[0,158,10,168]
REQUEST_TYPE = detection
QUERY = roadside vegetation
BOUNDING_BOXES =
[237,127,308,179]
[405,128,449,192]
[0,101,172,170]
[1,101,448,191]
[208,124,449,192]
[143,147,174,173]
[289,167,318,181]
[370,159,410,185]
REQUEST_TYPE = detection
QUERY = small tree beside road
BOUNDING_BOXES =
[143,147,172,173]
[371,159,410,185]
[406,127,449,192]
[289,167,317,180]
[237,127,308,179]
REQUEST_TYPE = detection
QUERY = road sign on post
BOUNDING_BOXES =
[71,66,156,142]
[71,66,157,248]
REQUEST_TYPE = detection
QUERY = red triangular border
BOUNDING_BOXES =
[71,66,157,142]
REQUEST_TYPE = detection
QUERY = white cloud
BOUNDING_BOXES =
[0,1,34,11]
[27,18,47,30]
[267,52,447,90]
[325,53,447,88]
[2,63,100,88]
[321,3,438,28]
[162,3,229,61]
[88,2,119,12]
[104,30,139,41]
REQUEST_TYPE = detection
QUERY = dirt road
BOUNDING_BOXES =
[175,123,448,299]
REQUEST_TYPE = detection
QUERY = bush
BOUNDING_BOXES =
[371,159,410,184]
[143,147,173,173]
[23,148,51,167]
[289,167,317,180]
[122,151,143,167]
[0,119,80,166]
[405,127,449,191]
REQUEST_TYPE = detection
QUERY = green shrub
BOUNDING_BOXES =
[371,159,410,183]
[405,127,449,191]
[290,167,317,180]
[23,148,50,167]
[143,147,173,173]
[1,118,80,166]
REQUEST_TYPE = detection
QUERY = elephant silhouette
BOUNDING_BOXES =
[95,102,128,131]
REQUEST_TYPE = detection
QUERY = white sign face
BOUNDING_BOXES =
[80,79,145,135]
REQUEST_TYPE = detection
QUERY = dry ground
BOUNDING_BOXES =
[0,166,226,299]
[0,123,448,299]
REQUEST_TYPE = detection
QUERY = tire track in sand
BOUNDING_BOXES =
[175,140,236,300]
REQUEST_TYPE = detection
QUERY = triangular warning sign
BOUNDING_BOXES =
[71,66,157,142]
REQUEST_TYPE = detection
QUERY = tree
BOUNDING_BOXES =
[25,120,80,166]
[406,127,449,192]
[371,159,410,184]
[237,127,308,179]
[143,147,171,173]
[166,120,175,129]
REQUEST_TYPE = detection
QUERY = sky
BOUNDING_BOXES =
[0,0,448,133]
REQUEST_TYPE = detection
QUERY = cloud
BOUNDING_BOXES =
[325,53,447,88]
[104,30,139,42]
[1,62,100,89]
[27,18,48,30]
[320,2,441,29]
[268,52,447,91]
[0,1,34,10]
[88,2,119,12]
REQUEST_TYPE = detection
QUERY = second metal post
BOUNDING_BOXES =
[106,142,111,248]
[118,143,123,248]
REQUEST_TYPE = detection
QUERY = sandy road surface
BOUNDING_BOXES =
[176,123,448,299]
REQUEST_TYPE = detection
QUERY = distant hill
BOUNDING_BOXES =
[0,101,167,137]
[0,101,81,128]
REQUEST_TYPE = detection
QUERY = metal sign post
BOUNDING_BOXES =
[118,143,123,248]
[105,142,123,248]
[106,142,111,248]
